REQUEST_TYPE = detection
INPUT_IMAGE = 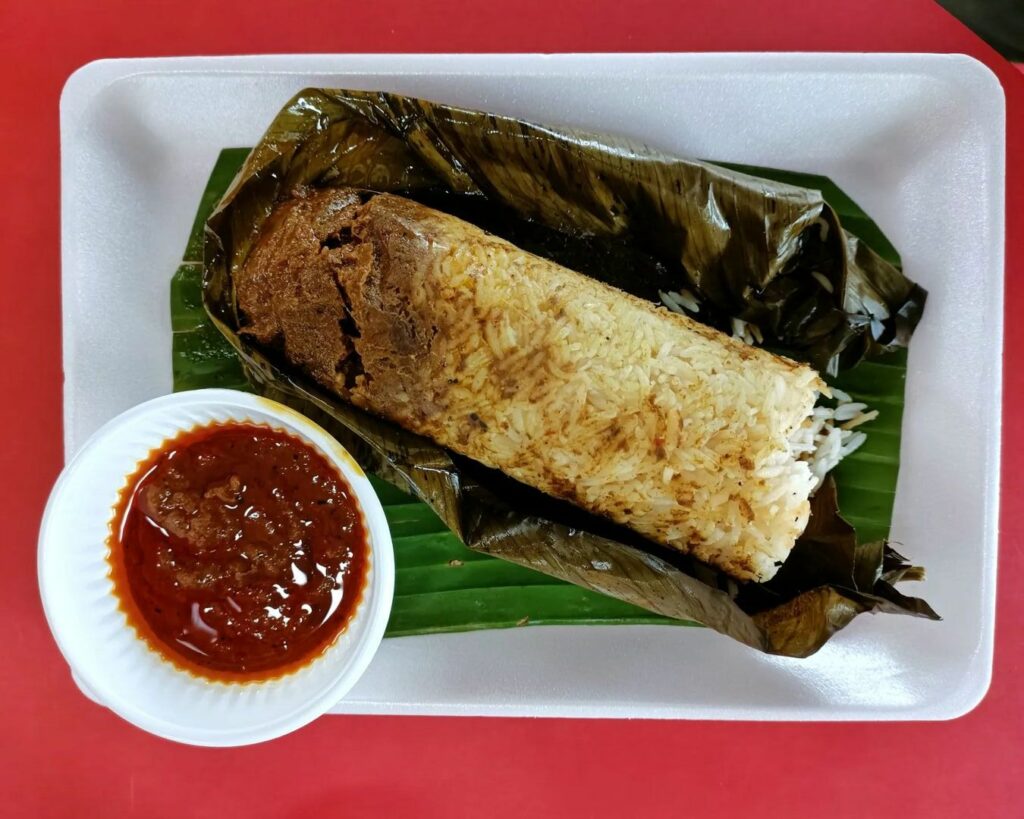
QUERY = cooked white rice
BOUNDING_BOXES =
[660,290,875,492]
[788,387,876,491]
[658,288,701,315]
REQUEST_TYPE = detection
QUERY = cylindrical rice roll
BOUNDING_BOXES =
[236,187,824,582]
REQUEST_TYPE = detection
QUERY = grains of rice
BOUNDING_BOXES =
[841,409,878,430]
[659,288,701,315]
[790,388,877,491]
[730,317,764,346]
[811,270,834,293]
[812,215,831,242]
[662,290,773,351]
[832,402,868,422]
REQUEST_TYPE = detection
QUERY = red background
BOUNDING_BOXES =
[1,1,1020,815]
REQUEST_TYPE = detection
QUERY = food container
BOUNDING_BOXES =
[58,54,1004,720]
[38,388,395,746]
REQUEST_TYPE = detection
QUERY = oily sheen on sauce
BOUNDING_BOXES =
[107,421,369,681]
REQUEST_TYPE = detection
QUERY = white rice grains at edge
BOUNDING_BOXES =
[660,290,876,491]
[789,386,877,491]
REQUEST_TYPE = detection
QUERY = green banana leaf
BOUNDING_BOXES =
[190,90,936,656]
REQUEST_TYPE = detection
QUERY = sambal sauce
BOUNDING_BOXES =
[107,422,369,681]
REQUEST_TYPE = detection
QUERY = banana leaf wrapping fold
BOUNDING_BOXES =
[204,89,937,657]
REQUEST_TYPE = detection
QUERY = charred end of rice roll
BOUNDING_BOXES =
[236,186,831,583]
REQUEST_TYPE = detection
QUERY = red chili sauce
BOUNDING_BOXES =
[108,422,369,681]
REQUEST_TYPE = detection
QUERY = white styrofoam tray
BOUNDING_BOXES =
[59,53,1004,720]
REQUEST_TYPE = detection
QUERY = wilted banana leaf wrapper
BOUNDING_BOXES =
[204,89,938,657]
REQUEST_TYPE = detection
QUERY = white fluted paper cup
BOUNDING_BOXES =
[38,389,394,746]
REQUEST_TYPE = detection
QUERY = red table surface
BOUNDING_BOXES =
[1,1,1020,815]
